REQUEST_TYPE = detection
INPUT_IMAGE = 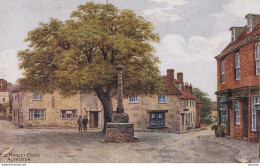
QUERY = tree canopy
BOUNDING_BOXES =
[192,88,212,121]
[18,2,165,127]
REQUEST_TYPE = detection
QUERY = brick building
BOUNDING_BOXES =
[215,14,260,142]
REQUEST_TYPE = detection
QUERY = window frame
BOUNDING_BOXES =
[235,100,240,125]
[29,109,46,120]
[32,92,42,101]
[149,112,165,128]
[256,45,259,75]
[221,60,225,84]
[247,16,252,32]
[231,29,235,42]
[252,97,259,131]
[235,52,240,80]
[14,94,18,101]
[158,94,166,104]
[2,98,5,102]
[61,109,77,119]
[129,95,138,103]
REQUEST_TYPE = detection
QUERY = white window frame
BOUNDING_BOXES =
[231,29,235,42]
[248,16,252,32]
[129,95,138,103]
[235,100,240,125]
[29,109,46,119]
[252,97,259,131]
[235,53,240,80]
[158,94,166,103]
[14,94,18,101]
[61,109,77,119]
[256,45,259,75]
[33,92,42,101]
[221,60,225,84]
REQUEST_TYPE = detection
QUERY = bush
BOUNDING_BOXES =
[217,125,225,132]
[201,118,213,125]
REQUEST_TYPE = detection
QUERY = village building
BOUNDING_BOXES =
[11,87,104,129]
[0,79,13,120]
[11,69,200,132]
[115,69,201,132]
[215,14,260,142]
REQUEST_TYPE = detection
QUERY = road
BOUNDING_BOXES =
[0,120,237,163]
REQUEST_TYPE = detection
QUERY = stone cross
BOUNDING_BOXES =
[116,65,124,113]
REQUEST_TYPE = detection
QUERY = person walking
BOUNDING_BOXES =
[83,116,88,132]
[77,115,83,133]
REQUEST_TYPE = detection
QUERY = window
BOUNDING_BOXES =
[221,60,225,84]
[14,94,18,101]
[29,109,46,119]
[33,92,42,100]
[256,45,259,75]
[129,96,138,103]
[248,16,252,32]
[252,97,260,131]
[193,112,195,122]
[231,29,235,42]
[158,94,166,103]
[186,100,189,106]
[192,100,194,107]
[2,98,5,102]
[220,110,226,125]
[150,112,165,127]
[235,53,240,80]
[219,102,226,125]
[235,100,240,125]
[61,110,77,119]
[190,100,192,106]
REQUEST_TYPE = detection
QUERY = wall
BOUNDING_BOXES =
[112,95,182,132]
[217,42,259,91]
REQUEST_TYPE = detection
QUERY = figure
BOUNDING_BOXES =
[77,115,83,133]
[83,116,88,132]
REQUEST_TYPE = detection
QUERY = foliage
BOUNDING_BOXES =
[0,102,10,115]
[193,88,212,121]
[17,2,165,129]
[217,125,225,132]
[201,118,213,125]
[211,124,218,131]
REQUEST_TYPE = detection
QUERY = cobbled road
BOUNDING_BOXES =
[0,120,240,163]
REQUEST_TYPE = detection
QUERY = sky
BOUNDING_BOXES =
[0,0,260,101]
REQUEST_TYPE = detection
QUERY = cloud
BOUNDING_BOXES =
[142,8,181,23]
[0,50,22,83]
[149,0,187,7]
[154,32,230,100]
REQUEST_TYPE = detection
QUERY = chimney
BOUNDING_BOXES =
[177,72,183,83]
[185,82,189,92]
[189,84,192,94]
[167,69,174,85]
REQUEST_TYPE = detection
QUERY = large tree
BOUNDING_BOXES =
[192,88,212,121]
[18,2,165,129]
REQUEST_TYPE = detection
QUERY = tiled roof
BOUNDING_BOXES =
[217,22,260,59]
[180,91,197,100]
[162,76,182,95]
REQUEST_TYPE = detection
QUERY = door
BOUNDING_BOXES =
[89,112,98,128]
[18,109,23,126]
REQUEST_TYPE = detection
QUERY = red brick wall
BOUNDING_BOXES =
[232,99,244,140]
[217,42,259,91]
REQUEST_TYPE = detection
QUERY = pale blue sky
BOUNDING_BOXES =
[0,0,260,100]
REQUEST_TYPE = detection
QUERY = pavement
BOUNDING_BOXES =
[0,120,258,163]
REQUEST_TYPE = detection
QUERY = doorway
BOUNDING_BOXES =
[229,107,233,136]
[89,112,98,128]
[18,109,23,127]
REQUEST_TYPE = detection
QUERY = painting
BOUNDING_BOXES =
[0,0,260,165]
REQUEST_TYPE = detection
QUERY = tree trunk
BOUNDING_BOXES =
[94,87,113,133]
